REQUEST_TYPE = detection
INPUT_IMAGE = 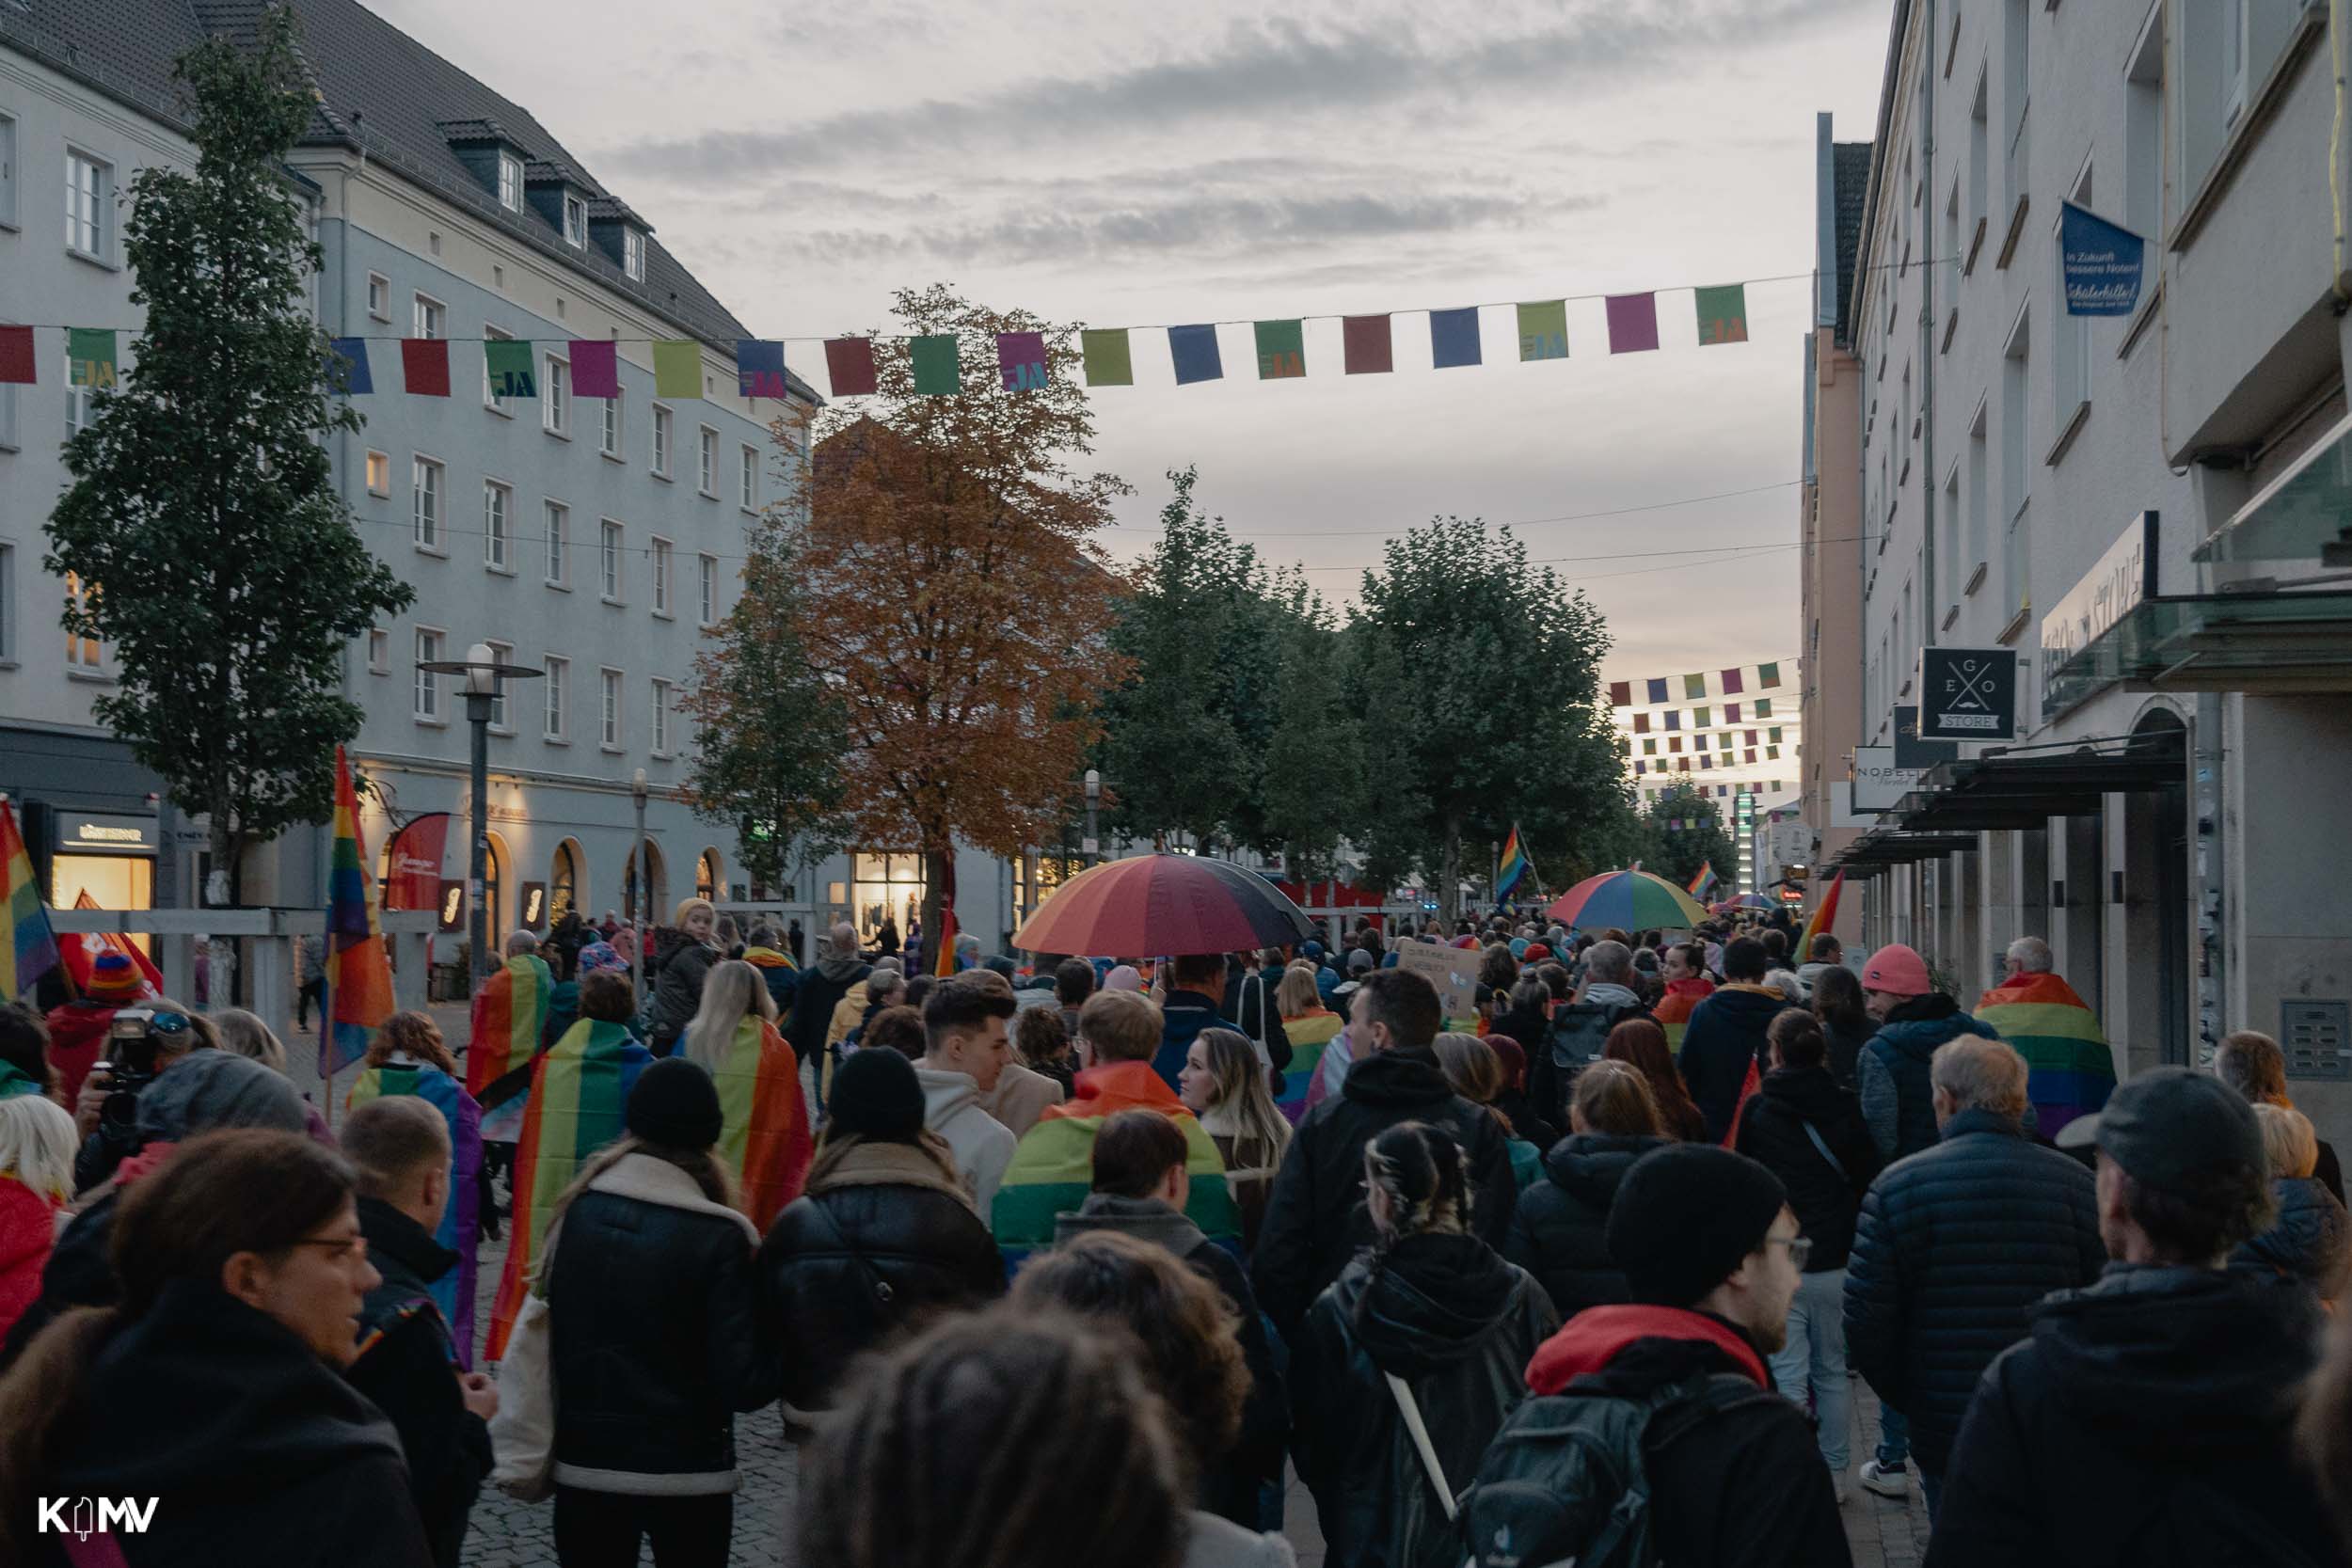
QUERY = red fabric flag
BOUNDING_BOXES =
[0,325,36,386]
[825,338,878,396]
[1608,681,1632,706]
[401,339,451,396]
[1342,315,1393,374]
[58,890,166,996]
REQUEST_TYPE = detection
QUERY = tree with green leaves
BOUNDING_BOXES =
[1634,784,1737,891]
[1259,580,1363,883]
[45,8,412,903]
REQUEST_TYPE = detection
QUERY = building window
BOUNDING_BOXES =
[63,572,102,670]
[2001,306,2031,614]
[545,500,570,587]
[651,537,672,616]
[2001,0,2030,225]
[414,627,445,721]
[623,227,645,281]
[544,655,569,740]
[564,193,586,246]
[600,388,622,457]
[599,668,624,750]
[412,456,444,550]
[2125,13,2164,244]
[600,519,623,601]
[652,677,673,755]
[484,640,514,731]
[542,353,569,436]
[484,481,512,571]
[66,150,110,261]
[698,553,718,626]
[739,445,758,511]
[498,150,523,212]
[2222,0,2249,127]
[366,273,390,322]
[367,627,389,674]
[483,325,515,414]
[0,115,15,230]
[697,426,717,497]
[63,353,95,436]
[413,293,445,341]
[651,404,672,476]
[365,450,390,497]
[850,852,927,944]
[1966,405,1990,582]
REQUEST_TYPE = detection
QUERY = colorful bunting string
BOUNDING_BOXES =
[1608,659,1793,708]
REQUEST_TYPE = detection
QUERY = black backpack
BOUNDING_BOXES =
[1455,1372,1774,1568]
[1541,1000,1648,1122]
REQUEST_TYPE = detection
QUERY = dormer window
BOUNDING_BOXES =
[623,228,645,281]
[498,151,523,211]
[564,194,586,247]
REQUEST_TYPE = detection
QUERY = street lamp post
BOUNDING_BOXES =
[1083,768,1101,867]
[418,642,542,989]
[631,768,649,1010]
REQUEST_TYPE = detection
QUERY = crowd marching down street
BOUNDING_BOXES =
[4,877,2352,1568]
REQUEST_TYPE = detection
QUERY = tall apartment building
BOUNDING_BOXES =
[1824,0,2352,1146]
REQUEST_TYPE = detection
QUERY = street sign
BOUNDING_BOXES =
[1918,648,2019,740]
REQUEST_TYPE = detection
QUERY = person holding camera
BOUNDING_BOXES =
[69,1002,219,1195]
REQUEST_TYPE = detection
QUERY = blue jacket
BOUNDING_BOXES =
[1153,988,1226,1088]
[1859,994,2001,1159]
[1842,1106,2105,1469]
[1676,984,1800,1141]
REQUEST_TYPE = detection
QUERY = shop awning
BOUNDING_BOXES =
[1827,826,1980,869]
[2042,591,2352,714]
[1892,732,2185,832]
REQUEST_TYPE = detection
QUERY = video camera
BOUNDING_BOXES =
[99,1007,194,1132]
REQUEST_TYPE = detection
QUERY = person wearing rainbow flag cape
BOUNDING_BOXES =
[674,958,814,1232]
[1273,963,1343,1125]
[465,929,556,1241]
[1973,934,2117,1138]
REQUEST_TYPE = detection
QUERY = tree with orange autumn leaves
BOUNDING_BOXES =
[697,284,1131,942]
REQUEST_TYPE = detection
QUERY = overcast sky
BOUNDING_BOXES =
[377,0,1890,700]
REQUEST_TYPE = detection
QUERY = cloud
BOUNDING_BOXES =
[595,0,1875,180]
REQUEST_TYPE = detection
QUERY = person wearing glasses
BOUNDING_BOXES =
[0,1128,435,1566]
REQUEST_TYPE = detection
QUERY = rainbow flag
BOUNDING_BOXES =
[1798,869,1845,959]
[467,954,555,1143]
[1687,862,1719,900]
[703,1016,814,1231]
[0,799,61,1002]
[991,1060,1237,1269]
[1973,971,2116,1137]
[485,1018,650,1360]
[1496,827,1532,901]
[324,747,395,1076]
[1276,1009,1345,1125]
[348,1061,484,1367]
[933,903,960,977]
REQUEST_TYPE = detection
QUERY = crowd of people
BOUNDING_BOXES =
[2,898,2351,1567]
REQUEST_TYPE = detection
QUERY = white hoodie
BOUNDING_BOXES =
[914,1064,1016,1214]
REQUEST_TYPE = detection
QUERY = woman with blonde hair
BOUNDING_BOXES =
[646,895,723,1055]
[211,1008,287,1075]
[2234,1101,2352,1304]
[0,1093,79,1345]
[1177,1027,1293,1254]
[1274,964,1343,1125]
[678,958,810,1231]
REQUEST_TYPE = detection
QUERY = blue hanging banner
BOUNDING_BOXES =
[2059,200,2144,316]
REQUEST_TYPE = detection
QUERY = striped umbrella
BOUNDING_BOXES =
[1011,853,1314,956]
[1546,869,1712,933]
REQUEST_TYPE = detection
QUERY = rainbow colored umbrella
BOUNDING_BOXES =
[1011,854,1314,956]
[1710,894,1774,913]
[1546,869,1712,933]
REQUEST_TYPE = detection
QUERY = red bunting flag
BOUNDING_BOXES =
[401,339,451,397]
[1343,315,1393,374]
[0,325,35,386]
[1608,681,1632,706]
[825,338,878,397]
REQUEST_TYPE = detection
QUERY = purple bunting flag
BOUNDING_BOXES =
[998,331,1049,391]
[570,340,620,398]
[1606,293,1661,354]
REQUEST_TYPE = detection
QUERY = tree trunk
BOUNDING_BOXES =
[1438,821,1463,930]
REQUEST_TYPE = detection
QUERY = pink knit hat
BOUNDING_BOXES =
[1860,943,1931,998]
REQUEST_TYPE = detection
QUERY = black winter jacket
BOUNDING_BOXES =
[44,1278,430,1568]
[547,1153,778,1491]
[1251,1046,1520,1338]
[1858,994,1999,1160]
[1221,967,1295,1074]
[2231,1176,2352,1300]
[1927,1265,2342,1568]
[1677,985,1800,1141]
[785,957,870,1066]
[757,1141,1004,1412]
[645,930,720,1054]
[1289,1232,1557,1568]
[1842,1108,2105,1469]
[1734,1067,1882,1271]
[347,1197,491,1568]
[1502,1132,1671,1320]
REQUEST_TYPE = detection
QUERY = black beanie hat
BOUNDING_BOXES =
[626,1057,723,1151]
[827,1048,927,1142]
[1606,1144,1788,1307]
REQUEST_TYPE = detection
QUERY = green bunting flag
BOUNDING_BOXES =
[68,327,118,391]
[1254,319,1305,380]
[1755,697,1773,718]
[1082,329,1134,387]
[484,338,537,400]
[910,334,961,395]
[1692,705,1711,729]
[1694,284,1750,345]
[1517,300,1568,361]
[1757,661,1781,687]
[1683,673,1707,700]
[653,340,701,398]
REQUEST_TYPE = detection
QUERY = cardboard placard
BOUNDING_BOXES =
[1394,941,1479,1021]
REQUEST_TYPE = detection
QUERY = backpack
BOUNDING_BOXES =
[1454,1372,1775,1568]
[1543,1000,1647,1121]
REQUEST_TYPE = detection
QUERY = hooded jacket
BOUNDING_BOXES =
[1858,993,2000,1159]
[1502,1132,1671,1319]
[741,946,799,1016]
[915,1065,1016,1216]
[1677,984,1800,1142]
[45,1278,429,1568]
[1289,1232,1557,1568]
[1156,988,1231,1088]
[1734,1066,1882,1271]
[1251,1046,1519,1338]
[645,929,720,1053]
[1843,1106,2105,1470]
[785,954,870,1065]
[1926,1265,2340,1568]
[2231,1176,2352,1301]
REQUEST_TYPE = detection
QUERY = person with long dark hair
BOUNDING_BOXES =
[1602,1018,1710,1144]
[1810,964,1873,1091]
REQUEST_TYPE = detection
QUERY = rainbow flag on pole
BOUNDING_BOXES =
[348,1061,484,1366]
[323,747,395,1077]
[1,799,62,1002]
[933,903,960,977]
[1798,868,1845,958]
[1496,827,1532,901]
[485,1017,650,1360]
[702,1017,813,1231]
[1687,862,1719,900]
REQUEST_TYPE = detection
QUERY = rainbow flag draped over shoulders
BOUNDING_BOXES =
[704,1016,813,1231]
[1496,828,1532,901]
[1276,1009,1345,1125]
[485,1018,650,1360]
[1974,971,2116,1138]
[348,1060,484,1367]
[991,1060,1236,1270]
[1687,862,1719,900]
[1,799,61,1002]
[467,954,555,1143]
[324,747,395,1076]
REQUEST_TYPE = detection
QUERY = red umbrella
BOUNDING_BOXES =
[1011,854,1315,956]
